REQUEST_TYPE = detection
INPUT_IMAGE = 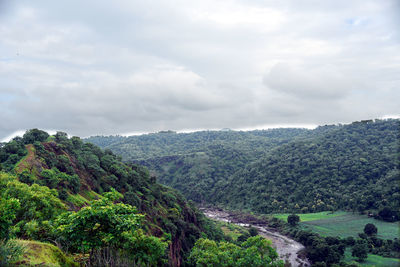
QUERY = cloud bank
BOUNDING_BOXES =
[0,0,399,139]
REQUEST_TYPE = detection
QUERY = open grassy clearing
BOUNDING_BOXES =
[343,248,400,267]
[301,213,399,239]
[273,211,347,222]
[273,211,399,239]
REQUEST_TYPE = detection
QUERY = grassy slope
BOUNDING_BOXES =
[15,240,78,267]
[14,144,38,174]
[274,211,399,239]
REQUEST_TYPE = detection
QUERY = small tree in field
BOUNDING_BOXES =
[363,223,377,236]
[287,214,300,226]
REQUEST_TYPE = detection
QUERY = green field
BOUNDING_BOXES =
[273,211,399,239]
[302,213,399,239]
[273,211,348,222]
[344,248,400,267]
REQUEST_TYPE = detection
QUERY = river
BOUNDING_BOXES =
[202,208,310,267]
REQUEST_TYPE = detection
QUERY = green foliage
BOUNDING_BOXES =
[0,137,27,172]
[55,189,142,253]
[39,168,81,193]
[55,189,167,265]
[377,206,399,222]
[87,119,400,218]
[0,129,241,265]
[0,239,26,266]
[248,226,258,237]
[352,240,368,262]
[0,197,20,240]
[287,214,300,226]
[16,239,78,267]
[189,236,283,267]
[22,129,49,145]
[363,223,377,236]
[0,172,65,239]
[221,120,399,215]
[286,229,345,265]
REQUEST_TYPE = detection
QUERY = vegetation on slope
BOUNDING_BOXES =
[88,119,399,220]
[218,119,399,216]
[0,129,232,266]
[15,240,78,267]
[86,128,309,161]
[86,128,312,205]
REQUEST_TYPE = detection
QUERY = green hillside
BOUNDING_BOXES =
[0,130,227,266]
[87,119,400,219]
[219,119,399,216]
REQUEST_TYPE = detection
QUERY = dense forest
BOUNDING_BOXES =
[87,119,400,220]
[0,129,284,266]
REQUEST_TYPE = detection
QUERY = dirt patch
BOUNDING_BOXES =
[15,144,42,175]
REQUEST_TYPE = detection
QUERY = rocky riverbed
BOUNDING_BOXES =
[202,208,310,267]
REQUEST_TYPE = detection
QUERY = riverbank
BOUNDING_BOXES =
[202,208,310,267]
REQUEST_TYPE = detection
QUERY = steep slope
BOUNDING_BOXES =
[0,130,224,266]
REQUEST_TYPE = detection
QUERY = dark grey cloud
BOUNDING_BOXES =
[0,0,399,140]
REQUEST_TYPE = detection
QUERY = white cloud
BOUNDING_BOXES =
[0,0,399,138]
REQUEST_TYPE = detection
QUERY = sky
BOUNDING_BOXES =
[0,0,399,141]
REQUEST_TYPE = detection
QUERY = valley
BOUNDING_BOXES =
[0,119,398,266]
[87,118,400,266]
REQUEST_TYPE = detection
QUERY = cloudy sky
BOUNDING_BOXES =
[1,0,399,140]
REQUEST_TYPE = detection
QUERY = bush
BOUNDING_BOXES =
[352,241,368,262]
[287,214,300,226]
[364,223,377,236]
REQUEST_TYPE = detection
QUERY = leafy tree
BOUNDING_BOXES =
[249,226,258,237]
[351,241,368,262]
[0,197,20,240]
[378,207,398,222]
[287,214,300,226]
[363,223,378,236]
[22,129,49,144]
[0,172,65,239]
[189,236,283,267]
[55,189,167,265]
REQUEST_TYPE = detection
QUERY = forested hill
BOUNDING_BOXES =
[86,119,400,219]
[0,130,226,266]
[216,119,399,216]
[86,128,311,160]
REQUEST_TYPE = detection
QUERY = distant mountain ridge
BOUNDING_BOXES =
[86,119,400,219]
